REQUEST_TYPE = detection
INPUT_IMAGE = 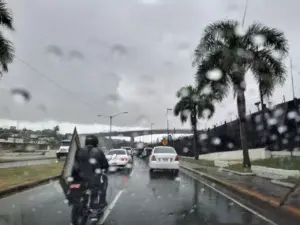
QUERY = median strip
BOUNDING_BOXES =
[0,162,63,198]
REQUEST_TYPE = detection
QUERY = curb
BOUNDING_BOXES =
[221,168,254,176]
[0,157,56,163]
[180,164,300,218]
[0,175,60,199]
[271,179,296,188]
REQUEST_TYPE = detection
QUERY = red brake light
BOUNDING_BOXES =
[70,184,81,189]
[151,155,156,161]
[175,155,179,161]
[121,158,128,161]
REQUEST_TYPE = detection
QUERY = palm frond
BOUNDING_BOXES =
[0,32,14,72]
[0,1,14,30]
[244,22,288,56]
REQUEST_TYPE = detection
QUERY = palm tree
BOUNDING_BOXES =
[174,85,215,160]
[0,1,14,74]
[193,20,288,167]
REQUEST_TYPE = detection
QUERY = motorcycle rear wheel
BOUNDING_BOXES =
[71,205,88,225]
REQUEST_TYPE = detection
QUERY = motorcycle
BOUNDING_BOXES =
[68,154,116,225]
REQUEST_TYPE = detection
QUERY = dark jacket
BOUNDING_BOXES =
[72,145,109,185]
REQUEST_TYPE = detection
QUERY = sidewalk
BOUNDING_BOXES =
[180,160,300,217]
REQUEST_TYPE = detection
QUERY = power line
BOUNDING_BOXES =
[14,55,98,111]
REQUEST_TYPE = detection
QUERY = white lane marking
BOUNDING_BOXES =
[181,169,278,225]
[98,190,123,225]
[129,168,135,177]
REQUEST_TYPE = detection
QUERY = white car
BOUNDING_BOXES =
[106,149,131,168]
[149,146,179,174]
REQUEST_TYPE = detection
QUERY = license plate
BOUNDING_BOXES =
[111,162,117,165]
[163,158,168,161]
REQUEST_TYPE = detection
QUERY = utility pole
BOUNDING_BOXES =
[166,108,172,143]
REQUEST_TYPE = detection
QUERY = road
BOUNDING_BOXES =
[0,159,55,168]
[0,158,298,225]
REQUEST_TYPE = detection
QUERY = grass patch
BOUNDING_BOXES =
[251,157,300,170]
[227,163,252,173]
[179,157,215,167]
[0,162,63,191]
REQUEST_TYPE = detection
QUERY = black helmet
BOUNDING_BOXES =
[85,135,99,147]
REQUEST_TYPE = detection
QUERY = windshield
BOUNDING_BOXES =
[107,150,126,155]
[153,147,176,154]
[2,1,299,225]
[60,141,71,147]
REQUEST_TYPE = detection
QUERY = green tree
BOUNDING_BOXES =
[193,20,288,167]
[0,1,14,74]
[174,85,215,160]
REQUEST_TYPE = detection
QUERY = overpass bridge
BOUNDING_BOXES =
[84,129,193,143]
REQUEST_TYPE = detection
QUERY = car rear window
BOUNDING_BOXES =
[108,150,126,155]
[153,147,176,154]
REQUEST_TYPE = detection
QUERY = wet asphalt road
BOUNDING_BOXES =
[0,159,55,168]
[0,157,289,225]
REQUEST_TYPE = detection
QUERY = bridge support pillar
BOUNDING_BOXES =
[130,136,134,146]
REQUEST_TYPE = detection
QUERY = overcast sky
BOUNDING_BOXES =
[0,0,299,134]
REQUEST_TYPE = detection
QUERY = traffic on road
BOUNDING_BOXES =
[0,156,294,225]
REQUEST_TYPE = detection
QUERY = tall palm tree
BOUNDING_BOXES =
[0,1,14,74]
[193,20,288,167]
[174,85,215,160]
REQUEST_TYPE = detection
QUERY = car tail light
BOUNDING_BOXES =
[121,158,128,161]
[151,155,156,161]
[175,155,179,161]
[70,184,81,189]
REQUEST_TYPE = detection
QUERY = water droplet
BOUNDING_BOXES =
[274,108,284,117]
[95,168,101,174]
[11,88,31,104]
[89,158,97,164]
[32,208,36,212]
[183,147,189,153]
[293,147,300,152]
[182,109,190,117]
[234,24,246,36]
[288,111,297,119]
[175,177,181,182]
[228,202,234,206]
[211,183,216,187]
[67,177,74,182]
[282,139,288,144]
[206,68,223,81]
[179,87,189,97]
[251,35,266,48]
[24,171,29,176]
[199,133,208,141]
[278,125,287,134]
[202,108,212,118]
[64,199,69,204]
[218,167,223,172]
[227,143,234,149]
[136,142,144,149]
[12,204,16,208]
[211,137,221,145]
[267,118,277,126]
[57,210,62,214]
[202,85,212,95]
[189,208,195,213]
[256,125,264,131]
[239,81,246,89]
[201,188,205,193]
[270,135,277,141]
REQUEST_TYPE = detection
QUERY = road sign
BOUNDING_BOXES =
[162,138,168,145]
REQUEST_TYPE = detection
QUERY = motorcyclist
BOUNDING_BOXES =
[71,135,109,207]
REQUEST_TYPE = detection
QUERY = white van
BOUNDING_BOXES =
[56,139,71,159]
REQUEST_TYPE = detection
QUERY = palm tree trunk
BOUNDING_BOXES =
[192,122,198,160]
[259,85,268,149]
[237,87,251,168]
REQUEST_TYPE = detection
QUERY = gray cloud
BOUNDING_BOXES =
[1,0,299,130]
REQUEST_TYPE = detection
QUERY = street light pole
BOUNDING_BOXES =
[150,123,154,145]
[97,111,128,148]
[167,108,172,143]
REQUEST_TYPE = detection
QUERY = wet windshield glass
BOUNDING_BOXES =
[153,147,176,154]
[107,150,126,155]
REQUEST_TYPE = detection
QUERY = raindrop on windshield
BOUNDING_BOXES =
[274,108,284,117]
[287,111,297,119]
[202,85,212,95]
[234,24,246,36]
[206,68,223,81]
[227,143,234,149]
[251,35,266,48]
[95,169,101,174]
[89,158,97,164]
[200,188,205,193]
[32,208,36,212]
[11,88,31,104]
[202,108,212,118]
[136,142,144,149]
[64,199,69,204]
[278,125,287,134]
[267,118,277,126]
[211,137,221,145]
[183,147,189,153]
[179,87,189,97]
[199,133,208,141]
[67,177,74,182]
